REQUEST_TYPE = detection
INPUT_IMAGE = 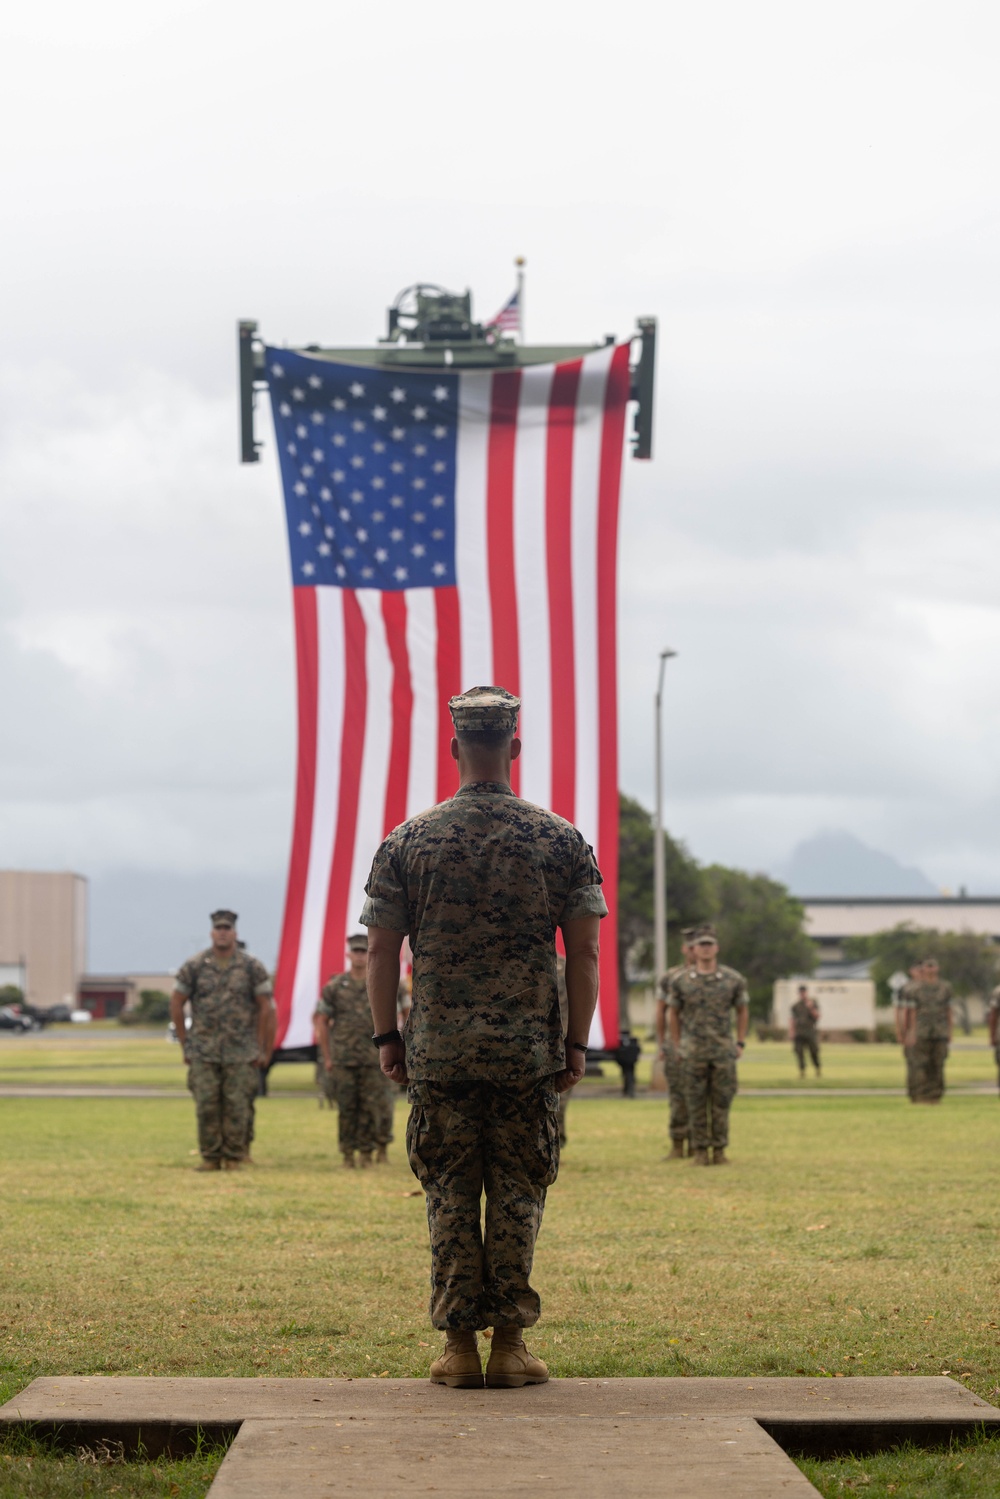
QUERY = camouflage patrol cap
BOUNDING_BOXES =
[210,909,238,927]
[681,926,698,943]
[448,685,520,734]
[691,923,717,943]
[347,932,369,951]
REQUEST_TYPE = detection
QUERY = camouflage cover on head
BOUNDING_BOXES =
[210,909,238,926]
[448,685,520,735]
[347,932,369,951]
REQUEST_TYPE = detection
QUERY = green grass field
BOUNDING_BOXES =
[2,1028,997,1093]
[1,1062,999,1495]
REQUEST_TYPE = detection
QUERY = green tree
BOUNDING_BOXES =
[0,984,24,1005]
[702,865,817,1019]
[119,989,171,1026]
[617,793,707,994]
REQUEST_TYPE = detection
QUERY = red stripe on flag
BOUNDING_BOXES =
[320,591,368,980]
[486,369,522,796]
[381,592,413,836]
[435,587,461,802]
[274,588,319,1046]
[546,360,582,821]
[595,345,631,1048]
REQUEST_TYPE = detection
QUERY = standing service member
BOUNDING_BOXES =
[789,984,821,1079]
[315,933,391,1168]
[361,686,606,1389]
[170,911,274,1171]
[988,982,1000,1095]
[904,957,953,1103]
[656,927,696,1158]
[668,924,749,1166]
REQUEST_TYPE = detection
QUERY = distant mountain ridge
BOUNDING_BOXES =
[776,830,937,898]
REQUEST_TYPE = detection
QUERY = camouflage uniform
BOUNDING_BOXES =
[897,980,918,1100]
[316,972,389,1156]
[667,965,749,1152]
[907,978,952,1102]
[790,996,821,1075]
[361,776,607,1331]
[173,947,272,1164]
[660,964,690,1148]
[989,986,1000,1095]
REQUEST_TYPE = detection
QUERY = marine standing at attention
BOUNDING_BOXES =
[903,957,953,1103]
[170,910,274,1172]
[314,933,391,1168]
[668,924,749,1166]
[789,984,821,1079]
[656,927,696,1159]
[987,983,1000,1095]
[895,961,924,1101]
[361,686,607,1389]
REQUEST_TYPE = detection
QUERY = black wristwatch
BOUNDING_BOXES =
[567,1041,588,1055]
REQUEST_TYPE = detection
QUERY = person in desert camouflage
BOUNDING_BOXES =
[170,910,273,1171]
[362,686,606,1389]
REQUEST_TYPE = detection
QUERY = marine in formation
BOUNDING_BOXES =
[170,910,274,1171]
[898,957,953,1103]
[361,686,606,1389]
[667,924,749,1165]
[314,933,393,1167]
[789,983,821,1079]
[656,927,696,1158]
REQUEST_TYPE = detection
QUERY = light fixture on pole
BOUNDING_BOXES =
[654,649,678,1000]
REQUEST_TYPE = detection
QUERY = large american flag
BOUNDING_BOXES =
[485,288,520,335]
[267,341,631,1051]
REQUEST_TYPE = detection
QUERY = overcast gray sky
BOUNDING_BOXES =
[2,0,998,965]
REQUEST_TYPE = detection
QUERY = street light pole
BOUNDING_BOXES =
[654,649,678,1000]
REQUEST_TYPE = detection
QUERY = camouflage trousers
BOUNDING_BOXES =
[557,1090,569,1146]
[316,1062,337,1108]
[187,1059,258,1163]
[331,1064,390,1155]
[793,1035,820,1074]
[911,1038,948,1102]
[994,1044,1000,1095]
[663,1045,689,1144]
[683,1055,737,1151]
[406,1076,560,1331]
[903,1045,916,1100]
[375,1072,397,1145]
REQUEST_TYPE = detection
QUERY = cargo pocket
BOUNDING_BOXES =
[529,1083,561,1189]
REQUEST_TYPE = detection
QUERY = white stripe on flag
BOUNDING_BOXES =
[405,588,439,820]
[513,362,554,809]
[346,589,394,937]
[571,344,614,856]
[455,371,493,687]
[288,587,344,1047]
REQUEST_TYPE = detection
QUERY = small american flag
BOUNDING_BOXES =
[267,342,631,1051]
[485,288,520,335]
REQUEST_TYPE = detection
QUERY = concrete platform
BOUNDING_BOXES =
[210,1414,817,1497]
[2,1375,997,1459]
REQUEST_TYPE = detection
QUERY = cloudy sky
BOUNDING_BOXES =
[2,0,998,966]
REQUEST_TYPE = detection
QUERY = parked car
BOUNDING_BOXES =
[0,1006,37,1033]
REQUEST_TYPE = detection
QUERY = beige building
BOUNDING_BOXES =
[0,871,87,1010]
[803,896,1000,962]
[773,974,877,1037]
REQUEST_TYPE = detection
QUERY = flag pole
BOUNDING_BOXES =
[515,256,525,343]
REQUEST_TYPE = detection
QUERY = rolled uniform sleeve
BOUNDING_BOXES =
[560,836,609,922]
[249,957,273,997]
[360,839,410,932]
[173,959,195,998]
[733,975,750,1009]
[666,973,683,1011]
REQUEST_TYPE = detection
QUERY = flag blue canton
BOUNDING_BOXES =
[266,348,459,590]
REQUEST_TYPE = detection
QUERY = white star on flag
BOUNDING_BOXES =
[349,382,365,397]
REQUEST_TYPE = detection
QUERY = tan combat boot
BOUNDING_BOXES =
[375,1145,389,1165]
[341,1152,355,1169]
[195,1159,221,1172]
[485,1327,549,1388]
[691,1148,710,1166]
[358,1151,374,1168]
[429,1331,483,1389]
[222,1158,242,1170]
[667,1142,686,1160]
[712,1148,729,1165]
